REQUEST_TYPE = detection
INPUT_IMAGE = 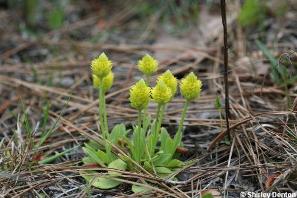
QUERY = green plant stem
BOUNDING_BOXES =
[174,101,189,146]
[138,110,142,129]
[135,110,143,162]
[145,145,156,174]
[98,82,106,138]
[144,75,150,86]
[153,104,161,136]
[150,104,165,155]
[142,107,148,127]
[103,94,108,134]
[98,80,112,161]
[155,104,165,135]
[143,75,150,126]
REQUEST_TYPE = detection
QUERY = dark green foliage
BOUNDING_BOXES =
[256,40,297,108]
[47,7,64,29]
[202,192,214,198]
[238,0,265,27]
[256,40,296,87]
[24,0,40,27]
[215,96,222,110]
[11,0,66,30]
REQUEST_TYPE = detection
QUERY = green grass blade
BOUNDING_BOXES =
[39,145,79,164]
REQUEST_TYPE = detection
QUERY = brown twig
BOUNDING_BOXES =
[221,0,231,139]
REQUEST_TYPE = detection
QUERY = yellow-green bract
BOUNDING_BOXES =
[93,72,114,92]
[158,70,178,97]
[138,54,158,76]
[91,53,112,79]
[152,80,172,104]
[180,72,202,101]
[129,79,151,110]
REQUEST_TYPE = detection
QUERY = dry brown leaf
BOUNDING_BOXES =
[265,173,281,189]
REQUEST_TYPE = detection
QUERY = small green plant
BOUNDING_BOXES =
[1,102,71,171]
[81,53,202,191]
[47,6,64,29]
[256,40,297,108]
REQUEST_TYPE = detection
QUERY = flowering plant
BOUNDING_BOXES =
[81,53,202,192]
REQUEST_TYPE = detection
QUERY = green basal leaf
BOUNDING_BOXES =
[144,161,153,171]
[146,119,158,156]
[81,171,122,189]
[130,129,138,161]
[82,144,105,167]
[165,138,175,155]
[155,166,172,174]
[173,132,182,155]
[110,124,128,144]
[142,114,151,132]
[132,184,151,193]
[167,159,184,168]
[84,142,114,165]
[153,153,172,167]
[97,149,110,164]
[202,193,214,198]
[88,140,101,150]
[92,177,121,189]
[82,156,95,164]
[160,128,170,151]
[131,126,146,162]
[108,159,127,176]
[146,135,153,157]
[160,128,176,158]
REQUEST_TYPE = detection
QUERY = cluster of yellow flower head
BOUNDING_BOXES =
[129,79,151,110]
[130,54,202,110]
[91,53,114,92]
[91,53,202,109]
[137,54,158,76]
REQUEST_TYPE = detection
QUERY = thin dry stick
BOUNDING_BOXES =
[223,137,235,197]
[221,0,230,139]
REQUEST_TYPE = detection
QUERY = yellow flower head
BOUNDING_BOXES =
[91,52,112,79]
[180,72,202,101]
[158,70,178,96]
[93,72,114,92]
[138,54,158,76]
[129,79,151,110]
[152,80,172,104]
